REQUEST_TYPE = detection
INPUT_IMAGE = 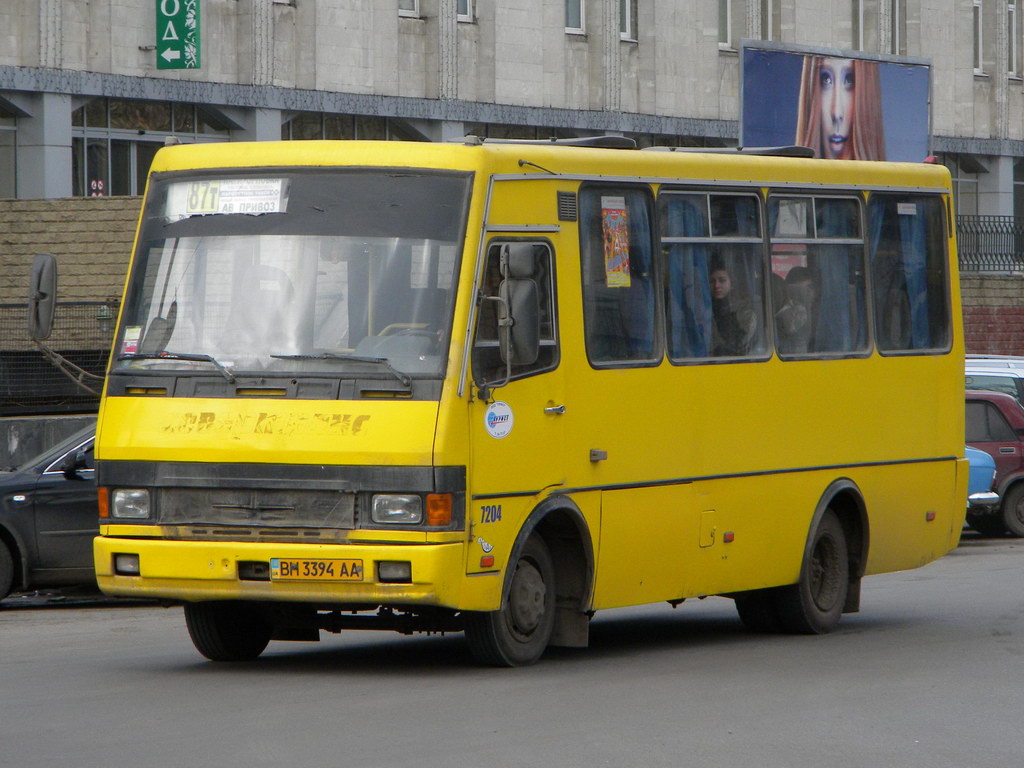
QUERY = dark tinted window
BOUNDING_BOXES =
[966,401,1017,442]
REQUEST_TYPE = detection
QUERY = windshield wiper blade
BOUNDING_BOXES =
[119,352,236,383]
[271,353,412,387]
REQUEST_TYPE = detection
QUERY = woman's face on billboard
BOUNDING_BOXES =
[818,58,855,159]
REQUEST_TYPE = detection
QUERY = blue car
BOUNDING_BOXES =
[966,445,999,509]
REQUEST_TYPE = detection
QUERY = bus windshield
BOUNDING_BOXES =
[112,169,470,380]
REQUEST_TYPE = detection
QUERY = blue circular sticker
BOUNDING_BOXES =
[484,401,514,439]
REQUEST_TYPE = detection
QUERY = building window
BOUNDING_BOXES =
[974,0,984,73]
[942,154,981,215]
[71,98,225,197]
[891,0,906,55]
[0,116,14,199]
[280,112,424,142]
[398,0,419,18]
[761,0,780,41]
[1014,158,1024,223]
[1010,1,1022,75]
[457,0,473,23]
[566,0,584,34]
[719,0,733,49]
[620,0,638,41]
[852,0,864,50]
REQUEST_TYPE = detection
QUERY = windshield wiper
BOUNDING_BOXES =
[271,352,412,387]
[118,352,236,383]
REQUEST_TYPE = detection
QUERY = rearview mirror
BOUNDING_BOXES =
[498,244,540,366]
[28,253,58,341]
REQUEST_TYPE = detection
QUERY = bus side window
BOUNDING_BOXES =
[472,241,558,384]
[579,185,659,366]
[769,195,868,357]
[660,191,767,361]
[867,194,950,354]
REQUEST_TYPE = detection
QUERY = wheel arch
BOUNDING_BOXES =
[504,494,594,647]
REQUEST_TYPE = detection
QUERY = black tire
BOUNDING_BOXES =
[734,589,782,633]
[1001,485,1024,537]
[773,509,849,634]
[464,535,556,667]
[967,513,1007,537]
[184,601,272,662]
[0,542,14,601]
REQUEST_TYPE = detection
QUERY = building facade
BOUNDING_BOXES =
[0,0,1022,221]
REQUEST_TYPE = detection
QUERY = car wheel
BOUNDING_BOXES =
[184,602,272,661]
[0,542,13,601]
[1001,485,1024,537]
[734,588,783,632]
[464,535,556,666]
[773,509,849,634]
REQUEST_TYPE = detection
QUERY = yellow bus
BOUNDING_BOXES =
[87,137,966,665]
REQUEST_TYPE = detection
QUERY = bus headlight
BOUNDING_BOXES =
[371,494,422,524]
[111,489,151,519]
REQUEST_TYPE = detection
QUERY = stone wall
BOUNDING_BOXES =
[0,196,140,304]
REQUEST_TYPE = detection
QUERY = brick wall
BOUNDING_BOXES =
[0,197,141,304]
[961,275,1024,355]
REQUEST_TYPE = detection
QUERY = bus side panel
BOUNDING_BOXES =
[858,459,966,575]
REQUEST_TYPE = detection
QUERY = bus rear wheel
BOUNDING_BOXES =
[184,601,272,661]
[464,535,555,667]
[773,509,849,634]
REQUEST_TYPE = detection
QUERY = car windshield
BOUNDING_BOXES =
[111,169,470,381]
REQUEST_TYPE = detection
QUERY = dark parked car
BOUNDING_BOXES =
[965,390,1024,537]
[0,425,97,600]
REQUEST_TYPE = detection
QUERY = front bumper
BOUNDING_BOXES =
[94,535,469,609]
[967,491,1000,508]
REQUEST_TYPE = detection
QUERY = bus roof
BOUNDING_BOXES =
[148,138,952,193]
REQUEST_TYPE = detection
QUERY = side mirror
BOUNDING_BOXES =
[60,449,89,480]
[497,244,540,366]
[28,253,58,341]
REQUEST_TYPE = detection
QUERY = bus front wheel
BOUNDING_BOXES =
[464,535,556,667]
[773,509,849,634]
[184,601,272,661]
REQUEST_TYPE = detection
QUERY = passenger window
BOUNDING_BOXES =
[868,194,950,353]
[769,195,868,357]
[966,401,1017,443]
[579,186,659,365]
[660,192,767,361]
[472,241,557,384]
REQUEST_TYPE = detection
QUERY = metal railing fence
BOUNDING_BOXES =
[0,301,118,416]
[957,215,1024,273]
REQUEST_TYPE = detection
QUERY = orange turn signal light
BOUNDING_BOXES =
[426,493,452,526]
[98,487,110,518]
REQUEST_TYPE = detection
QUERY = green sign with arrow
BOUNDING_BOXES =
[156,0,200,70]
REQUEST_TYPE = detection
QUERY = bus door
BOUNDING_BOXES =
[467,239,564,568]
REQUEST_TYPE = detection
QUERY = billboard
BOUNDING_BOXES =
[740,42,931,162]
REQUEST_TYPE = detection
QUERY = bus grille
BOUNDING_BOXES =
[157,488,356,529]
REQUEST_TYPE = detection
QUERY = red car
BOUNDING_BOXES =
[965,389,1024,536]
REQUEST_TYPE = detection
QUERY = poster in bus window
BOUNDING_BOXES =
[601,196,631,288]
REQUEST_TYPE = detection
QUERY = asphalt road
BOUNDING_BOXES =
[2,532,1023,768]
